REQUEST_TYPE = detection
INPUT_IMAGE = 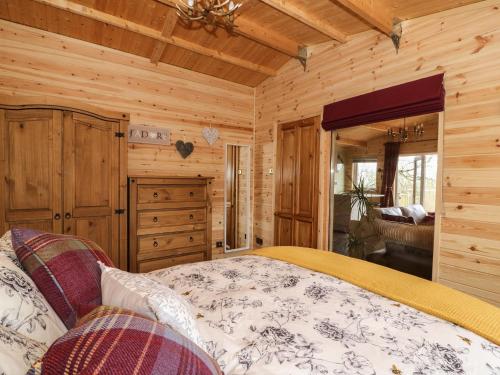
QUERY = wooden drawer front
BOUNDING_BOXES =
[138,185,206,204]
[139,231,205,254]
[138,209,206,228]
[138,253,205,273]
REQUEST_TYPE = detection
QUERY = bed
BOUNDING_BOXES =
[1,228,499,374]
[147,247,500,374]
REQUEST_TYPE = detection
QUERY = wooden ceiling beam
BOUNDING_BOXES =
[32,0,277,76]
[156,0,300,57]
[259,0,347,43]
[150,8,178,64]
[336,136,367,148]
[334,0,393,36]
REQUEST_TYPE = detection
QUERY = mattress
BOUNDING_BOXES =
[149,253,500,374]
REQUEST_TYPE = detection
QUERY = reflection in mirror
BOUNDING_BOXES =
[329,113,441,281]
[224,144,251,252]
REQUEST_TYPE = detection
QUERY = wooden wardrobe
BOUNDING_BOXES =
[0,96,128,269]
[274,116,320,248]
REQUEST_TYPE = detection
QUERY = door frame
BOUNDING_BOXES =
[327,112,445,282]
[224,143,252,253]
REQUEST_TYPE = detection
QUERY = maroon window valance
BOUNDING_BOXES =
[322,73,445,131]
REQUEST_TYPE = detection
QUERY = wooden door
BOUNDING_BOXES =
[274,117,320,248]
[62,112,121,264]
[0,109,63,233]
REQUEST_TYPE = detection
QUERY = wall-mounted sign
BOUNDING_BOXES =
[128,125,170,145]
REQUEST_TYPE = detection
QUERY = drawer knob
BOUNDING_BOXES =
[189,236,194,242]
[153,216,158,223]
[54,213,61,220]
[189,191,194,197]
[189,214,194,220]
[153,192,159,198]
[153,241,159,248]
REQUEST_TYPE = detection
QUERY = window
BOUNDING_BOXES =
[333,155,345,194]
[396,154,437,211]
[352,160,377,191]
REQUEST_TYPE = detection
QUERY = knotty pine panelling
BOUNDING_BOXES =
[0,20,255,256]
[254,0,500,305]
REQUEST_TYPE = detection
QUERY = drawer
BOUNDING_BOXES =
[138,209,206,228]
[138,252,205,273]
[138,230,206,254]
[138,185,206,204]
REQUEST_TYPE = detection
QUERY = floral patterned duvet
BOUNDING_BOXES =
[149,255,500,375]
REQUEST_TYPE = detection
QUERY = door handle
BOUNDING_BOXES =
[65,213,72,219]
[54,213,61,220]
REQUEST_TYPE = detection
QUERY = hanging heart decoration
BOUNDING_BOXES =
[175,140,194,159]
[202,127,219,145]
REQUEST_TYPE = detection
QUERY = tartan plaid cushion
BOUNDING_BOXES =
[29,306,223,375]
[12,228,114,329]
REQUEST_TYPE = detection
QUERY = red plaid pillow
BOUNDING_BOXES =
[29,306,222,375]
[12,228,114,329]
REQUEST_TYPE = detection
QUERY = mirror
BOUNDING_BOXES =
[224,144,251,252]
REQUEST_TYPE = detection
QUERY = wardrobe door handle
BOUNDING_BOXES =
[65,213,72,219]
[54,213,61,220]
[152,216,158,223]
[153,241,159,248]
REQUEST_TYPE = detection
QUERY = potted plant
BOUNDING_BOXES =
[344,178,382,259]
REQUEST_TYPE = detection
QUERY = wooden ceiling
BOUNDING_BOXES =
[0,0,483,87]
[336,113,439,147]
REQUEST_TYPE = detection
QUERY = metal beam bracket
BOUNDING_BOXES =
[298,46,308,71]
[390,19,402,53]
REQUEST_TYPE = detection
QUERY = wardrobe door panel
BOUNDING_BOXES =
[294,219,314,248]
[274,117,320,248]
[1,109,62,233]
[275,123,296,215]
[63,112,119,264]
[295,119,319,218]
[274,216,293,246]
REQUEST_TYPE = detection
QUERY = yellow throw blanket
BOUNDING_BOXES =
[251,246,500,345]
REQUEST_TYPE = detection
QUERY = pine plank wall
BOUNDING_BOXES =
[254,0,500,305]
[1,0,499,304]
[0,20,255,257]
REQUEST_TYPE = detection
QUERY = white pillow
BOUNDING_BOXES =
[0,231,21,269]
[0,325,47,375]
[401,204,427,224]
[376,207,403,216]
[0,254,66,346]
[99,263,205,349]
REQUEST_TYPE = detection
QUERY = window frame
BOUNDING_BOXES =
[395,153,437,209]
[352,158,378,192]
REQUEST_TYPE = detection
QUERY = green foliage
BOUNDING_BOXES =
[343,177,381,259]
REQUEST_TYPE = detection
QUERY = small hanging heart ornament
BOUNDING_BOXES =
[202,127,219,145]
[175,140,194,159]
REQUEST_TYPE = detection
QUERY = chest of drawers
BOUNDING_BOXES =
[128,176,213,273]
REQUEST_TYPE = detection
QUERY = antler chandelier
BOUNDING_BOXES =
[177,0,242,28]
[387,120,424,143]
